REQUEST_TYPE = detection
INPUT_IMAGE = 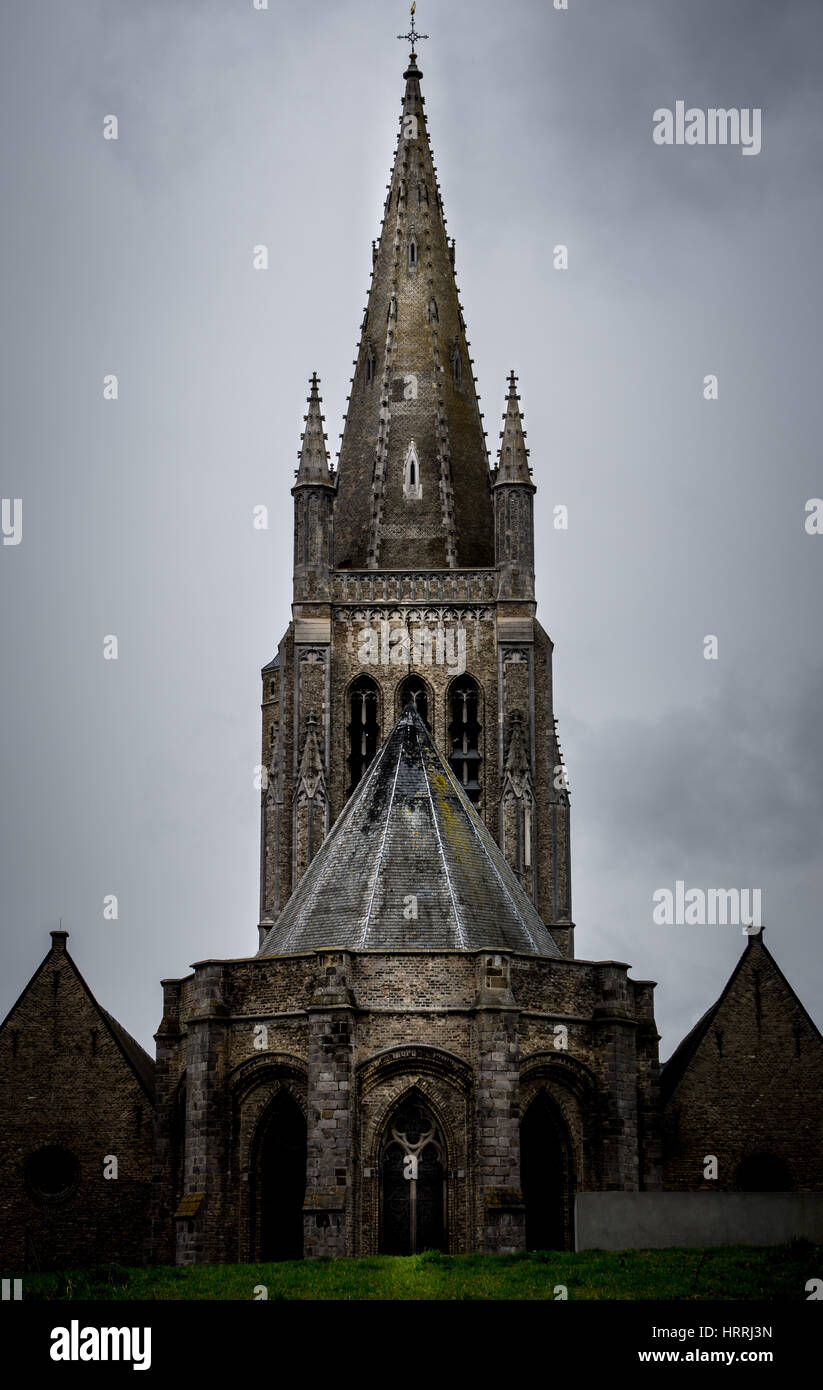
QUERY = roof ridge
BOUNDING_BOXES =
[265,713,406,954]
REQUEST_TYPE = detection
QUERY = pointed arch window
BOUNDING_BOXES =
[399,674,430,730]
[408,234,418,271]
[347,676,380,796]
[380,1094,446,1256]
[403,441,423,501]
[449,676,482,804]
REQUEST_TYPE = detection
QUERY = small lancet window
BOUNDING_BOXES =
[451,343,462,386]
[403,441,423,500]
[408,234,418,270]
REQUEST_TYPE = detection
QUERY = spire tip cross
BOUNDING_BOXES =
[398,2,428,48]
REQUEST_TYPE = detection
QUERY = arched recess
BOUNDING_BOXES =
[230,1056,308,1264]
[520,1091,576,1251]
[358,1047,472,1257]
[379,1088,447,1256]
[735,1153,793,1192]
[249,1090,307,1262]
[397,673,431,730]
[519,1052,602,1249]
[346,674,381,797]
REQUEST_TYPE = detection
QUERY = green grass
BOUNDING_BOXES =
[17,1240,822,1301]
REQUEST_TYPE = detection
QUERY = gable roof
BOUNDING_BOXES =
[0,932,155,1100]
[258,705,563,959]
[660,930,823,1102]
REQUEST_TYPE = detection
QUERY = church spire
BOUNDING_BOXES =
[496,371,533,485]
[292,373,334,601]
[493,371,535,599]
[333,41,494,571]
[295,372,333,485]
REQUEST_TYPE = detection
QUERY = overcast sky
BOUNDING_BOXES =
[1,0,821,1061]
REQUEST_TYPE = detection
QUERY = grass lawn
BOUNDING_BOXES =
[18,1241,822,1300]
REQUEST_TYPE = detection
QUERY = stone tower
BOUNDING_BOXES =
[259,48,573,956]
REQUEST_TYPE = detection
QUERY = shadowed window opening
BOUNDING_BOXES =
[24,1147,80,1205]
[448,677,481,805]
[399,675,430,730]
[735,1153,792,1192]
[347,677,380,796]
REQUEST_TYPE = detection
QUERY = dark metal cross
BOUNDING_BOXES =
[398,2,428,47]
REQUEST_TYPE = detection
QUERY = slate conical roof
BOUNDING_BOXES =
[257,706,561,958]
[333,51,495,571]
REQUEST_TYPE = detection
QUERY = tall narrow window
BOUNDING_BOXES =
[399,675,430,730]
[403,441,422,500]
[448,676,482,804]
[347,676,380,796]
[408,234,418,270]
[380,1094,446,1256]
[451,342,462,386]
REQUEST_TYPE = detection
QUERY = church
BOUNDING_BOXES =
[1,37,821,1273]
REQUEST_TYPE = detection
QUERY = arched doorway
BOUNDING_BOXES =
[380,1094,446,1255]
[520,1093,575,1251]
[253,1091,307,1261]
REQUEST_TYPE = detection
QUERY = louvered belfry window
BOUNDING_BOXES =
[347,677,380,796]
[448,677,481,804]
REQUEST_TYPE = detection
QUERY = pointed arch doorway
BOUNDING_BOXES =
[520,1092,575,1251]
[380,1094,447,1255]
[252,1091,307,1261]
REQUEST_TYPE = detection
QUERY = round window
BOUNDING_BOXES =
[24,1146,80,1203]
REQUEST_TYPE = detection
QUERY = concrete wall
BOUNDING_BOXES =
[576,1191,823,1250]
